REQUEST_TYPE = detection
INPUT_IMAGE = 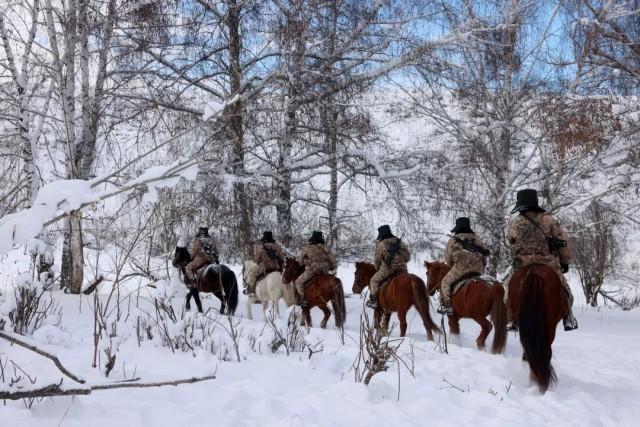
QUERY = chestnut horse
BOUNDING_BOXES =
[352,262,440,340]
[424,261,507,354]
[281,257,346,329]
[509,264,568,393]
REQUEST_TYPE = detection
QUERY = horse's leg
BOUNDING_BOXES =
[398,308,408,337]
[319,303,331,329]
[193,290,203,313]
[475,316,493,351]
[186,291,192,311]
[303,307,312,328]
[262,301,269,319]
[382,312,391,334]
[247,296,253,320]
[448,313,461,335]
[214,290,226,315]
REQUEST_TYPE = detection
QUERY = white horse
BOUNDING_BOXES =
[243,261,295,320]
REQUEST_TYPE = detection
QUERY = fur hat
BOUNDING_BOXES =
[511,189,545,214]
[376,224,395,241]
[451,217,473,234]
[261,231,275,243]
[196,227,210,238]
[308,230,325,244]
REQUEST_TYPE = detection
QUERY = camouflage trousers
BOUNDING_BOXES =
[246,264,266,293]
[294,266,326,298]
[370,264,406,296]
[502,266,574,308]
[186,255,209,286]
[440,267,480,307]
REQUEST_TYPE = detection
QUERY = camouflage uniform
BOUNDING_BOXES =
[440,233,486,307]
[294,243,337,298]
[370,237,411,296]
[503,211,576,327]
[186,236,218,283]
[246,242,285,293]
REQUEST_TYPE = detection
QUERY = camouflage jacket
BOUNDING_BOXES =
[255,242,285,272]
[190,236,218,263]
[443,232,486,273]
[296,243,337,272]
[507,211,571,267]
[373,237,410,271]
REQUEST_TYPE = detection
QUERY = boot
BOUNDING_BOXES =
[563,310,578,331]
[437,304,453,316]
[296,291,308,308]
[366,293,378,309]
[437,301,453,315]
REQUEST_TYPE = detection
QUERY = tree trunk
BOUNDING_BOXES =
[226,0,252,258]
[61,211,84,293]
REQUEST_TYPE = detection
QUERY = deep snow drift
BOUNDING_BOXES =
[1,258,639,427]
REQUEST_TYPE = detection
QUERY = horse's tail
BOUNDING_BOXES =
[226,269,239,315]
[490,285,508,354]
[519,271,556,393]
[331,277,347,328]
[411,276,441,339]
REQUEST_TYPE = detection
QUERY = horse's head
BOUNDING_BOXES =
[282,257,302,284]
[352,261,376,294]
[172,246,192,268]
[424,260,449,296]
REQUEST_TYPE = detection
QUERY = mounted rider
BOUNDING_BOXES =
[367,225,411,309]
[245,231,285,297]
[504,189,578,332]
[438,217,488,315]
[186,227,219,283]
[294,231,337,307]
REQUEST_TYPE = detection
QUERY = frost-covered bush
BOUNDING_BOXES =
[0,274,62,335]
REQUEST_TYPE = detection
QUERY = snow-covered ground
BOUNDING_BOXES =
[1,256,639,427]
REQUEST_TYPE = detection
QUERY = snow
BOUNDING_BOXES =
[1,258,639,427]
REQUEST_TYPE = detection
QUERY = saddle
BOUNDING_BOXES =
[450,272,498,295]
[380,271,402,290]
[196,263,220,283]
[255,268,281,284]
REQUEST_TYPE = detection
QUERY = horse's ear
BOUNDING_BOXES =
[424,260,431,269]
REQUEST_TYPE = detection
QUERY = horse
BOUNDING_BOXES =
[281,257,346,329]
[352,262,440,340]
[172,246,239,315]
[509,264,568,393]
[424,261,507,354]
[243,261,294,320]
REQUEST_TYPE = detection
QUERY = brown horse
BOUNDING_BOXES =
[509,264,568,393]
[281,257,346,329]
[352,262,440,340]
[424,261,507,354]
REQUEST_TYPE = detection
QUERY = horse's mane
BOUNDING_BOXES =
[356,261,376,272]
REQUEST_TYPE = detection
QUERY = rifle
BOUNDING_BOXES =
[262,244,283,268]
[383,236,403,266]
[520,213,567,252]
[449,235,491,257]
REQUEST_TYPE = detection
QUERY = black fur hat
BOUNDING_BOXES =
[376,224,395,241]
[308,230,325,244]
[511,189,546,214]
[261,231,275,243]
[451,217,473,234]
[196,227,210,238]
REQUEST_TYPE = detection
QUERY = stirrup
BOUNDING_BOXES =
[366,298,378,309]
[437,305,453,315]
[507,321,518,332]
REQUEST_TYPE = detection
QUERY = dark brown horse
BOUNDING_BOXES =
[424,261,507,354]
[281,257,346,329]
[352,262,440,340]
[172,246,239,315]
[509,264,568,393]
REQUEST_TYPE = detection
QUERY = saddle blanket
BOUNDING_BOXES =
[452,274,500,295]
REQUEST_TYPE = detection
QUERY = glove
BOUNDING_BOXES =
[560,263,569,274]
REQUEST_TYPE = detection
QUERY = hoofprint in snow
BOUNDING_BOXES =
[1,258,639,427]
